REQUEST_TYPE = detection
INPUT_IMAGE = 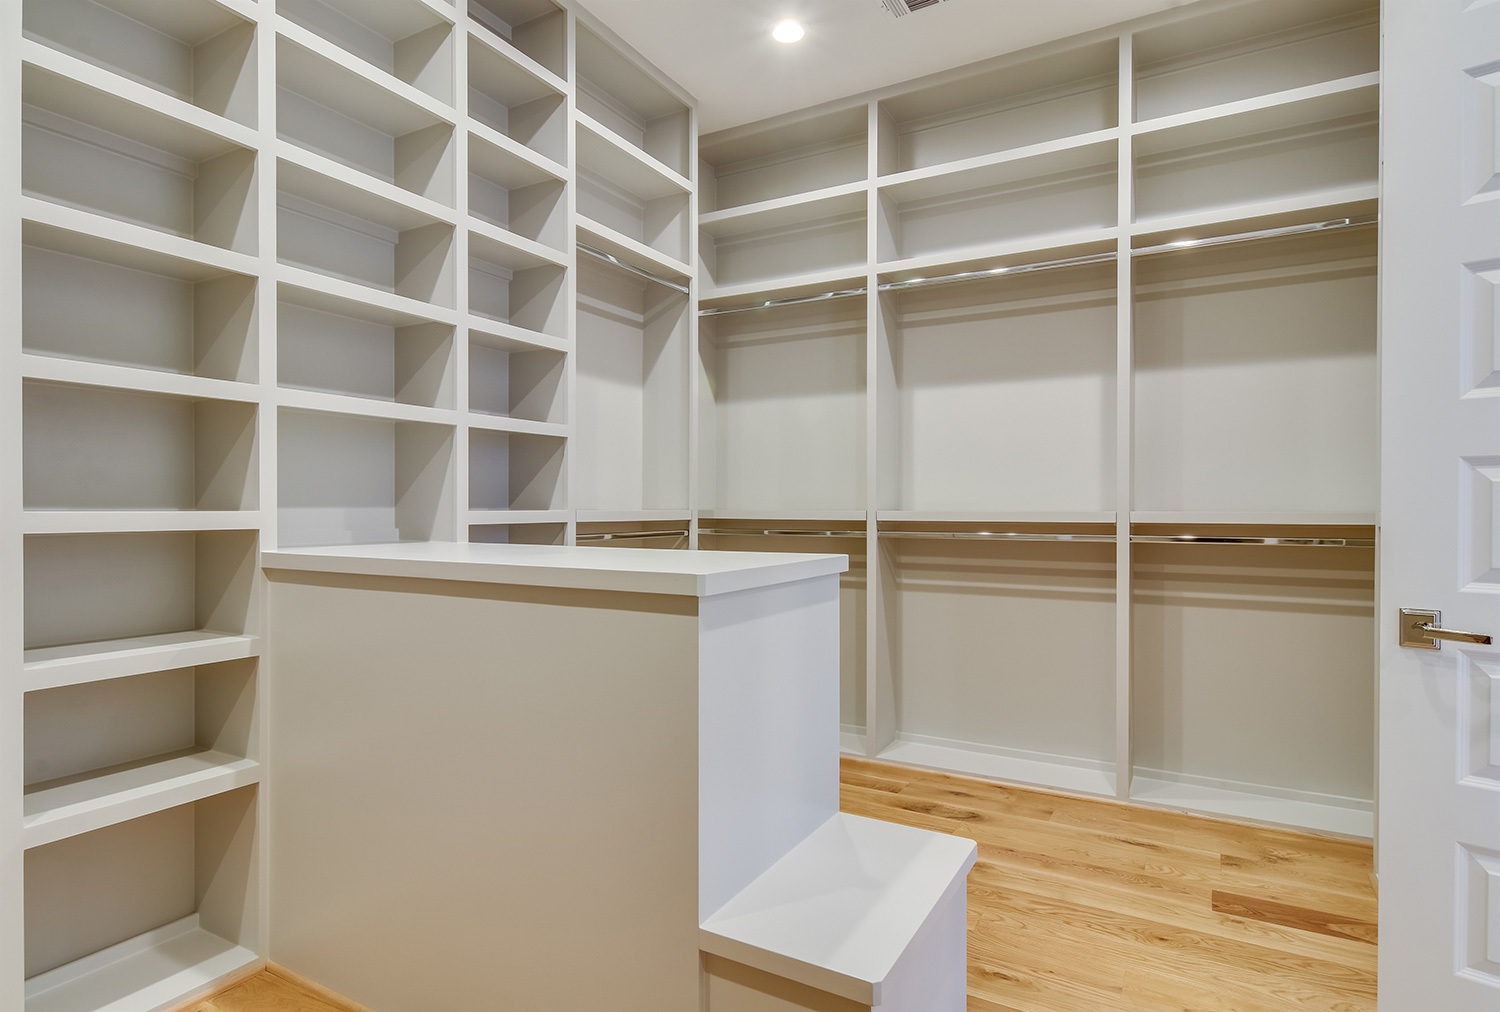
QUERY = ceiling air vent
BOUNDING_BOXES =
[881,0,949,17]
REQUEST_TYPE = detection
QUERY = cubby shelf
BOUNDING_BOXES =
[698,185,866,239]
[277,0,456,107]
[576,113,690,201]
[23,915,260,1012]
[577,216,690,281]
[700,268,868,309]
[878,511,1117,524]
[279,144,458,228]
[876,126,1121,191]
[278,264,460,327]
[467,414,567,437]
[278,386,459,426]
[276,20,458,206]
[22,512,263,536]
[469,120,567,187]
[1131,511,1379,525]
[467,509,570,525]
[468,21,566,96]
[20,354,259,405]
[875,226,1119,278]
[469,216,568,270]
[22,40,259,154]
[468,315,569,354]
[23,752,261,850]
[276,18,455,125]
[22,0,258,130]
[1133,70,1380,137]
[23,199,260,282]
[22,631,262,694]
[576,509,690,524]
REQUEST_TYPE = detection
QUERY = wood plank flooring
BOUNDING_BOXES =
[841,756,1376,1012]
[183,758,1377,1012]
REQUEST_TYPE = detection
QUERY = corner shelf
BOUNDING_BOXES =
[23,751,261,850]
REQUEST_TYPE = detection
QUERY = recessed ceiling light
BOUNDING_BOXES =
[772,19,805,43]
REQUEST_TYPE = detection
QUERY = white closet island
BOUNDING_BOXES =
[261,541,976,1012]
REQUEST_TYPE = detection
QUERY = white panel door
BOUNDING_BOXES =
[1380,1,1500,1008]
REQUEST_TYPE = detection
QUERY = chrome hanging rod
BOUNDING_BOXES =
[1131,214,1378,260]
[577,244,691,295]
[698,528,865,538]
[1130,535,1375,548]
[880,530,1116,544]
[698,286,869,318]
[875,251,1118,295]
[696,213,1378,318]
[576,529,689,542]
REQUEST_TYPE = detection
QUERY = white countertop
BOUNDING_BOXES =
[262,542,849,598]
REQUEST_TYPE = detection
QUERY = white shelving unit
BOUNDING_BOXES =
[0,0,1387,1006]
[695,0,1380,837]
[1,0,698,1007]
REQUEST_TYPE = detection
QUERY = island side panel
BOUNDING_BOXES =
[266,571,702,1012]
[698,574,842,922]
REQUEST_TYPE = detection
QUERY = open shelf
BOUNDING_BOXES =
[23,230,257,383]
[877,39,1117,176]
[24,656,259,848]
[699,525,868,744]
[702,195,865,294]
[278,0,454,105]
[279,282,455,411]
[23,55,258,256]
[469,429,567,512]
[578,217,690,283]
[22,0,257,127]
[1132,537,1375,836]
[24,790,260,1010]
[468,0,566,83]
[469,520,567,545]
[24,530,258,655]
[574,257,689,514]
[575,22,689,178]
[470,331,566,425]
[23,631,261,694]
[876,529,1118,796]
[700,107,867,214]
[877,260,1116,513]
[468,125,568,253]
[469,248,567,342]
[1133,0,1378,122]
[700,298,866,514]
[277,26,457,205]
[277,408,456,547]
[24,381,256,513]
[1133,80,1378,225]
[277,154,457,310]
[877,139,1117,264]
[576,163,690,272]
[468,28,566,166]
[1133,226,1377,514]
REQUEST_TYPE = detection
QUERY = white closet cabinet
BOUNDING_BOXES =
[698,0,1379,837]
[0,0,697,1007]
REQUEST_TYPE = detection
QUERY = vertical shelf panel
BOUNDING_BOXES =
[700,298,867,514]
[574,258,688,513]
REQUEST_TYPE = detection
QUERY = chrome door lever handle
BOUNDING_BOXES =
[1400,608,1494,649]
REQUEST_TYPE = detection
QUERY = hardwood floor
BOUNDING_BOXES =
[183,758,1377,1012]
[841,756,1376,1012]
